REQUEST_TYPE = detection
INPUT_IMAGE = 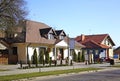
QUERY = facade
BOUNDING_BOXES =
[114,46,120,60]
[0,20,84,64]
[75,34,115,63]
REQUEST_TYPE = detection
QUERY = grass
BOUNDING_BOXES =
[111,64,120,68]
[0,69,9,72]
[0,68,101,81]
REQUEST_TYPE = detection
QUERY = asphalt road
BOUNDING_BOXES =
[33,69,120,81]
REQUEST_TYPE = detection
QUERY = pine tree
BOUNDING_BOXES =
[78,52,81,62]
[45,49,49,64]
[33,49,38,67]
[39,50,44,64]
[73,50,77,62]
[81,50,85,62]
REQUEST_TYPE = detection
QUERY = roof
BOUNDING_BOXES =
[75,34,115,49]
[24,20,70,46]
[25,20,56,44]
[74,41,85,48]
[114,46,120,54]
[76,34,108,43]
[40,28,52,35]
[55,30,66,36]
[55,30,63,36]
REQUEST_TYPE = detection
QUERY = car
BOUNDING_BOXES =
[100,57,110,62]
[100,57,106,62]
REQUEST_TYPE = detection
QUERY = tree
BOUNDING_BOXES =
[81,50,85,62]
[0,0,27,33]
[78,52,81,62]
[32,49,38,67]
[45,49,49,64]
[39,50,44,64]
[73,50,77,62]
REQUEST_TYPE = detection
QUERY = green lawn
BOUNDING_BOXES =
[111,64,120,67]
[0,69,9,72]
[0,68,101,81]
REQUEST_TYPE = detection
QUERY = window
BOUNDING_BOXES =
[48,33,54,39]
[13,47,17,55]
[59,35,64,39]
[95,50,99,55]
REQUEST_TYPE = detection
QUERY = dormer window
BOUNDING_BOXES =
[40,28,56,39]
[48,33,54,39]
[59,35,64,39]
[55,30,66,40]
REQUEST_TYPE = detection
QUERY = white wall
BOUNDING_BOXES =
[74,48,81,55]
[56,40,68,47]
[28,47,39,61]
[99,50,106,58]
[49,48,55,60]
[64,49,68,59]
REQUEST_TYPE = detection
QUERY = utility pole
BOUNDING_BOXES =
[67,34,70,65]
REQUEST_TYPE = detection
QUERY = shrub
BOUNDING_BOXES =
[33,49,38,67]
[81,50,85,62]
[78,52,81,62]
[73,50,78,62]
[39,50,44,64]
[45,49,49,64]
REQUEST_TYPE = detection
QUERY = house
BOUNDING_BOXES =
[114,46,120,60]
[75,34,115,63]
[0,20,84,64]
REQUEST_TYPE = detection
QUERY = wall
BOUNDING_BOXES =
[17,44,26,63]
[109,48,113,58]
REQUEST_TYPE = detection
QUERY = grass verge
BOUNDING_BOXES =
[111,64,120,68]
[0,69,9,72]
[0,68,101,81]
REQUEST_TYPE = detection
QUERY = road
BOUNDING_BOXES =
[33,69,120,81]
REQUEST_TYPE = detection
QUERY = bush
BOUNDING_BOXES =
[81,50,85,62]
[33,49,38,67]
[78,52,81,62]
[39,50,44,64]
[73,50,78,62]
[45,49,49,64]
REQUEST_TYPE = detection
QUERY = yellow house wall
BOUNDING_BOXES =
[109,48,113,58]
[12,43,27,63]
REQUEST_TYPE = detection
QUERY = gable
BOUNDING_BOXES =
[55,30,66,36]
[101,36,115,46]
[61,31,66,36]
[55,40,68,47]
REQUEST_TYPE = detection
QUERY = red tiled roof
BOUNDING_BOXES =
[75,34,115,49]
[75,34,108,44]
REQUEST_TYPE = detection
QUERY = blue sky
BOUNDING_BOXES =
[25,0,120,47]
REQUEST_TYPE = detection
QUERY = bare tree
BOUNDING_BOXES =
[0,0,27,33]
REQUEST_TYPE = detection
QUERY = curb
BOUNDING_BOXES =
[12,68,120,81]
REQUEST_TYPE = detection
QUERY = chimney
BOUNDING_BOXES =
[81,34,85,41]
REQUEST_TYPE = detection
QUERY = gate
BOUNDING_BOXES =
[0,54,8,64]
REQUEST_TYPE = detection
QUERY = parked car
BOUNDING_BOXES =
[100,57,110,62]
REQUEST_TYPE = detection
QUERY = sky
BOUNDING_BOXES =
[25,0,120,47]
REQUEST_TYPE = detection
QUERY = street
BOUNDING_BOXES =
[33,69,120,81]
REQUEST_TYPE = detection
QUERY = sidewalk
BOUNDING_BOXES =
[0,63,116,76]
